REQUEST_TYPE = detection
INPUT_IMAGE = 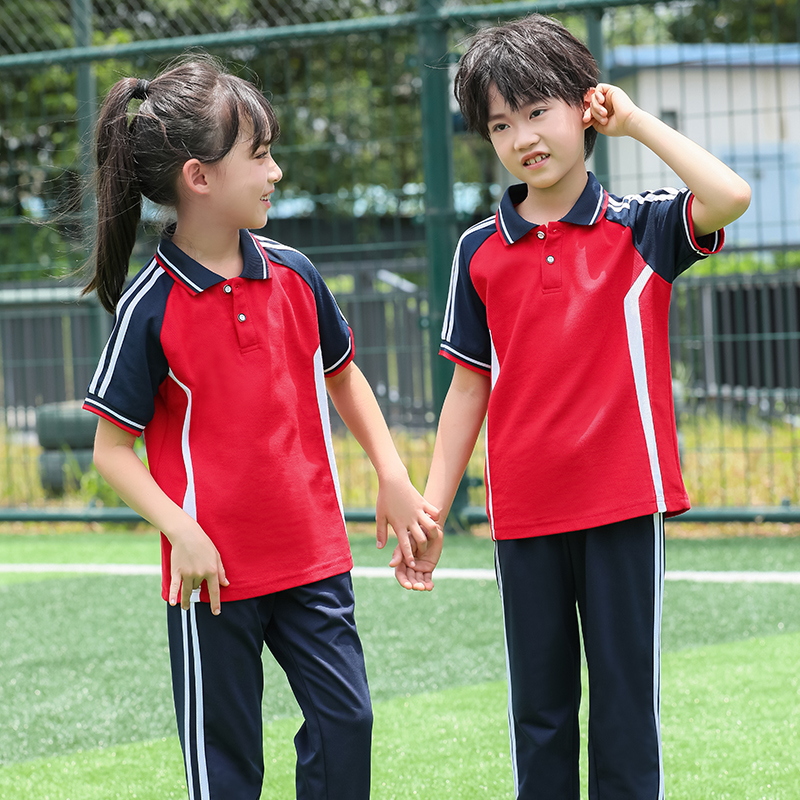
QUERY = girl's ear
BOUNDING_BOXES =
[181,158,212,196]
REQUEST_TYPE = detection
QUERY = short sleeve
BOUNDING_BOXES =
[83,265,171,435]
[608,187,724,284]
[310,268,354,375]
[440,227,493,375]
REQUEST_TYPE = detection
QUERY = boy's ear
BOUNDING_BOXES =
[181,158,212,196]
[581,87,596,128]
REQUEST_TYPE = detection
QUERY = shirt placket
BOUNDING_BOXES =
[538,225,563,293]
[223,281,260,352]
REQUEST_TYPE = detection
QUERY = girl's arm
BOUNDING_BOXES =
[587,83,751,237]
[391,364,491,590]
[92,417,229,613]
[325,362,439,567]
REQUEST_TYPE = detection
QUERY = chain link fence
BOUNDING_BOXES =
[1,0,799,522]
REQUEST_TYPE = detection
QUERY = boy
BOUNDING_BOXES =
[393,14,750,800]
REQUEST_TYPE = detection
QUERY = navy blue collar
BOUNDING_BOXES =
[495,172,607,245]
[155,230,272,294]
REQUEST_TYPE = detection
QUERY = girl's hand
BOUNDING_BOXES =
[585,83,640,138]
[390,524,443,592]
[167,521,229,614]
[91,418,230,614]
[375,468,439,568]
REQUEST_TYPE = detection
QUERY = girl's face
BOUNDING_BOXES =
[206,125,283,232]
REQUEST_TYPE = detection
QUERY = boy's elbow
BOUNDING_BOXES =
[730,178,751,220]
[708,177,751,233]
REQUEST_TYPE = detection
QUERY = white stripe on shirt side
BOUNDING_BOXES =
[623,267,667,511]
[95,266,165,399]
[485,338,499,540]
[167,370,197,520]
[314,346,345,520]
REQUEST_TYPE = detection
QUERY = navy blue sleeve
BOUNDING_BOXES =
[606,187,724,283]
[306,265,354,374]
[440,221,494,374]
[83,263,171,435]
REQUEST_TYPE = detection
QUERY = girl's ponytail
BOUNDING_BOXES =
[84,78,145,314]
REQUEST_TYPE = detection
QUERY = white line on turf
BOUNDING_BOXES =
[2,564,800,583]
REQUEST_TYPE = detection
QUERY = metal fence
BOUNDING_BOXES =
[1,0,799,523]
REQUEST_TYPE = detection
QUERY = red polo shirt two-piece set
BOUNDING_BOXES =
[441,173,723,538]
[84,230,354,603]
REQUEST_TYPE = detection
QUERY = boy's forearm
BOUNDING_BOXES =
[425,366,491,524]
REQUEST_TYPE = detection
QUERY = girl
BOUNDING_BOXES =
[82,56,438,800]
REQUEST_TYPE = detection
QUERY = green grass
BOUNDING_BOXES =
[1,531,799,798]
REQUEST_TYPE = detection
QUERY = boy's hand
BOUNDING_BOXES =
[168,521,229,614]
[375,469,439,568]
[585,83,639,138]
[390,523,443,592]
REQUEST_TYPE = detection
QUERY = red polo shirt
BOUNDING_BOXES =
[441,174,724,539]
[84,230,355,601]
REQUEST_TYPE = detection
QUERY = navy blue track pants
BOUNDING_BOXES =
[166,572,372,800]
[495,514,665,800]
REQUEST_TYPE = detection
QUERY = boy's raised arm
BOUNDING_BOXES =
[586,83,751,237]
[391,364,491,591]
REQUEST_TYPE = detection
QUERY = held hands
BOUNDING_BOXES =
[390,522,443,592]
[167,519,229,614]
[375,467,439,569]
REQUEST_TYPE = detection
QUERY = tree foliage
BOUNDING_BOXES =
[666,0,799,44]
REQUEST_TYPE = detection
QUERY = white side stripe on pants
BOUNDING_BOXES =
[653,512,666,800]
[494,545,520,797]
[183,589,210,800]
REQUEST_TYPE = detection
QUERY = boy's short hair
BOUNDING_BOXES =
[454,14,599,158]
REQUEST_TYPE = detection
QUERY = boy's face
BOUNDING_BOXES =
[487,86,592,197]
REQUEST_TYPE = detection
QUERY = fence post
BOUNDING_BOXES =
[71,0,96,252]
[417,0,470,530]
[585,9,610,188]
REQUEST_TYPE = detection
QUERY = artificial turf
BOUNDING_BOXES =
[1,531,799,798]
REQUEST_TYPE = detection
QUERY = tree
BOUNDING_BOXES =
[666,0,799,44]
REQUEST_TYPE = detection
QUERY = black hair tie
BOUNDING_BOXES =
[132,79,150,100]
